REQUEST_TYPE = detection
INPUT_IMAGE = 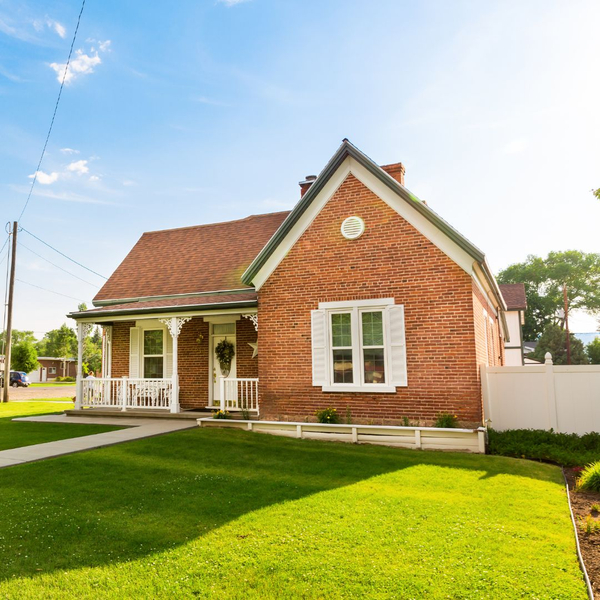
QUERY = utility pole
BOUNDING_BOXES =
[563,284,571,366]
[3,222,17,403]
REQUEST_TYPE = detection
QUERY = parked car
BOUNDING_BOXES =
[0,371,30,388]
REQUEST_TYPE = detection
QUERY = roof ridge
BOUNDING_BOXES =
[143,210,292,235]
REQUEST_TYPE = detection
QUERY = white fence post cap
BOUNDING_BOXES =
[544,352,553,365]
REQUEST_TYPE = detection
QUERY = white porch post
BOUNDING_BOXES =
[171,317,180,414]
[75,322,93,409]
[160,316,191,414]
[75,321,84,409]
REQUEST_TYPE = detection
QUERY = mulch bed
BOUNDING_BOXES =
[565,468,600,598]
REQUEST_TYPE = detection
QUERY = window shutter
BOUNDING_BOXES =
[311,309,328,386]
[387,304,407,387]
[165,330,173,378]
[129,327,141,378]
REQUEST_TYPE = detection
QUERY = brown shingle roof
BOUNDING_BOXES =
[93,212,290,304]
[499,283,527,310]
[78,292,258,318]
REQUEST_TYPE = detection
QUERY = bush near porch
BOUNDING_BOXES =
[0,425,587,598]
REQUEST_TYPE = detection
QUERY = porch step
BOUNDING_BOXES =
[64,408,213,420]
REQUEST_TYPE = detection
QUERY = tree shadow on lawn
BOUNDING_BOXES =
[0,426,565,582]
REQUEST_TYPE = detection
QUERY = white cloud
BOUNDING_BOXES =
[50,50,101,84]
[218,0,251,6]
[60,147,79,154]
[47,19,66,38]
[193,96,231,107]
[503,138,529,154]
[122,180,136,186]
[66,159,89,175]
[29,170,59,185]
[49,40,110,84]
[89,175,100,182]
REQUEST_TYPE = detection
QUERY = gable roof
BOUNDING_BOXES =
[93,212,289,306]
[241,139,506,314]
[499,283,527,310]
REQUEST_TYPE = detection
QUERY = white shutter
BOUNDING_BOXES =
[129,327,141,378]
[387,304,407,387]
[311,309,328,386]
[165,330,173,378]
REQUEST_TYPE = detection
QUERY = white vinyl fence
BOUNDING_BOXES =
[482,353,600,435]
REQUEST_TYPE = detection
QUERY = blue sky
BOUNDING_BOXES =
[0,0,599,336]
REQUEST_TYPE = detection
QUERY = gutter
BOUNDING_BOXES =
[68,299,258,320]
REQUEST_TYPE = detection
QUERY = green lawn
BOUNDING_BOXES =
[0,423,587,599]
[0,402,122,451]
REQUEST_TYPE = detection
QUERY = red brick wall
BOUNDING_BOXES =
[111,321,135,378]
[236,317,259,378]
[472,282,504,369]
[178,317,209,410]
[257,173,485,427]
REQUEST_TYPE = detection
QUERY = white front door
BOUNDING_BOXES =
[211,327,236,406]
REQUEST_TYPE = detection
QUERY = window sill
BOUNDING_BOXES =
[321,385,396,394]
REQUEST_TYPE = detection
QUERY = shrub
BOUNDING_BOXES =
[240,408,251,421]
[213,410,231,420]
[316,407,340,424]
[435,413,459,428]
[576,461,600,493]
[578,514,600,534]
[55,376,76,382]
[487,429,600,467]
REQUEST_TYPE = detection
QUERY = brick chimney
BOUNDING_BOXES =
[299,175,317,198]
[381,162,405,186]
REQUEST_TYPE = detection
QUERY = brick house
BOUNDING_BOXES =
[70,140,510,426]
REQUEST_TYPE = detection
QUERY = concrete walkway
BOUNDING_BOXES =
[0,415,197,468]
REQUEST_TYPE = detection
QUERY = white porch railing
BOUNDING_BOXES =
[81,377,174,411]
[218,377,259,412]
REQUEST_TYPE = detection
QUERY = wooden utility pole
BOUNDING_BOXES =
[563,284,571,366]
[3,222,17,403]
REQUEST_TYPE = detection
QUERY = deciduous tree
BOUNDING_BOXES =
[498,251,600,340]
[531,324,587,365]
[11,341,39,373]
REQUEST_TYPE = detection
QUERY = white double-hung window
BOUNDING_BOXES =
[311,298,407,392]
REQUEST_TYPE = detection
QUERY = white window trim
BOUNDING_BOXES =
[319,298,396,393]
[136,319,170,379]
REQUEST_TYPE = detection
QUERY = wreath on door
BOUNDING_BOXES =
[215,339,235,377]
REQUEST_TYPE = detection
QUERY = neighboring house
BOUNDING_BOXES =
[28,357,77,382]
[69,140,510,427]
[499,283,527,366]
[522,340,542,364]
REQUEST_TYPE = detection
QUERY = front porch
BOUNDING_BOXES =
[73,311,260,415]
[77,375,259,414]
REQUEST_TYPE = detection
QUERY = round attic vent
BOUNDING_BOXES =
[341,216,365,240]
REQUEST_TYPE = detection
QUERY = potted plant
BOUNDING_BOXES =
[215,339,235,377]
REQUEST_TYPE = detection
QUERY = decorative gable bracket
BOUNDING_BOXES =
[242,314,258,331]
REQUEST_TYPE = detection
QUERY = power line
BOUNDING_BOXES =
[20,227,107,280]
[15,279,87,303]
[18,241,100,288]
[17,0,87,223]
[0,229,9,257]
